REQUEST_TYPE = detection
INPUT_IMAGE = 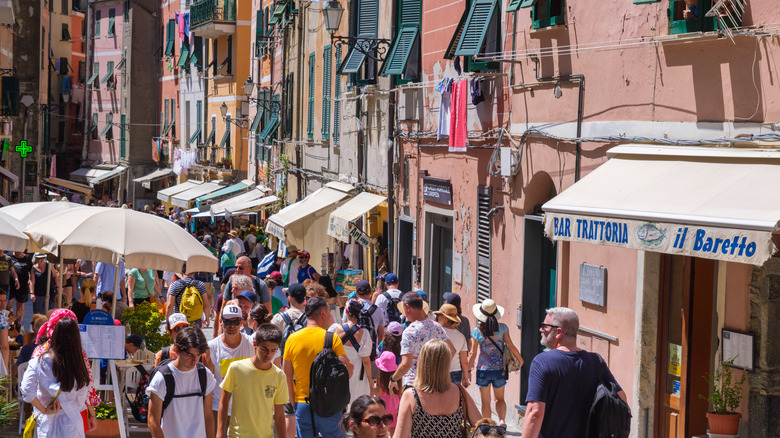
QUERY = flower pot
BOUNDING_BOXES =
[706,412,741,435]
[86,418,120,438]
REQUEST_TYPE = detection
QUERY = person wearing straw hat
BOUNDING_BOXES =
[468,299,522,427]
[434,303,470,387]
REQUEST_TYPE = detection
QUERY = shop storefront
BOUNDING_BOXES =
[542,144,778,437]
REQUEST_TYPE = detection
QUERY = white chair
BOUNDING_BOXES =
[17,361,28,434]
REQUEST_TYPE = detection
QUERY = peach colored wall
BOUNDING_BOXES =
[725,261,752,420]
[159,1,181,162]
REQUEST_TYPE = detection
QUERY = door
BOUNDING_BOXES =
[397,218,414,293]
[428,214,453,310]
[519,215,557,404]
[656,255,715,438]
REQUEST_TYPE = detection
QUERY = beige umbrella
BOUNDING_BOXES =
[25,206,218,315]
[0,200,88,224]
[0,211,30,252]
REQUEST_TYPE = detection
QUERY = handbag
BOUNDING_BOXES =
[23,388,61,438]
[487,334,521,379]
[144,271,165,313]
[457,384,474,438]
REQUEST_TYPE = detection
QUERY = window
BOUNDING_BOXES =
[95,10,101,38]
[101,113,113,140]
[189,100,202,145]
[91,113,98,139]
[322,46,332,139]
[87,62,99,85]
[283,72,293,138]
[0,77,19,116]
[220,35,233,75]
[255,9,265,57]
[220,116,232,158]
[259,95,280,142]
[77,61,85,84]
[190,37,203,71]
[124,0,129,22]
[163,99,170,136]
[108,9,115,36]
[307,52,315,139]
[381,0,421,79]
[510,0,564,29]
[178,42,190,67]
[81,19,86,39]
[445,0,501,71]
[61,23,70,41]
[211,39,219,75]
[170,98,176,137]
[59,57,70,76]
[100,61,114,89]
[120,114,126,157]
[268,0,289,25]
[476,185,492,302]
[165,19,175,56]
[333,46,342,145]
[340,0,378,75]
[668,0,722,34]
[62,0,68,14]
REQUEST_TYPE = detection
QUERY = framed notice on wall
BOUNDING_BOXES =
[722,328,754,371]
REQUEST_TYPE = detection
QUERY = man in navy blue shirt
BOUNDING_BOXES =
[522,307,627,438]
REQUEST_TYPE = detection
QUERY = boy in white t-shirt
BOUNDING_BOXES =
[218,323,289,438]
[147,326,217,438]
[434,303,470,387]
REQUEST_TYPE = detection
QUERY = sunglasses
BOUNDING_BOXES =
[223,318,242,327]
[361,414,393,427]
[472,424,507,436]
[540,323,560,330]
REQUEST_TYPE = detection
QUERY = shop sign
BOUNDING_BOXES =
[348,223,371,247]
[422,177,452,206]
[544,213,775,265]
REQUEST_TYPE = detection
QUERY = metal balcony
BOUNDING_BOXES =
[190,0,236,38]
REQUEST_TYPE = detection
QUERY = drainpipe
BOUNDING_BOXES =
[82,3,93,161]
[386,0,398,272]
[356,89,363,184]
[295,1,305,199]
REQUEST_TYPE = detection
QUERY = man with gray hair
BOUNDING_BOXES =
[522,307,627,438]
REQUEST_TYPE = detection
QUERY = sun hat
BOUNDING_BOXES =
[473,299,505,323]
[387,321,403,336]
[228,229,238,237]
[375,351,398,373]
[384,273,399,284]
[222,304,243,319]
[433,303,461,325]
[168,313,189,330]
[396,292,429,317]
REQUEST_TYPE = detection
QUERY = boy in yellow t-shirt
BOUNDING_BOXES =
[217,324,289,438]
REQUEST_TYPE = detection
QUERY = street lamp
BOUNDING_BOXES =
[320,0,391,62]
[321,0,344,33]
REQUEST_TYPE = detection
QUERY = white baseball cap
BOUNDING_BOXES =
[222,305,242,320]
[168,313,189,330]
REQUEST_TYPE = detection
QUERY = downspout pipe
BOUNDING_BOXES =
[386,0,398,271]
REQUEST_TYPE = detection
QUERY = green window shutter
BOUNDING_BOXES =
[455,0,498,56]
[259,111,279,140]
[108,9,115,36]
[100,61,114,86]
[256,9,264,56]
[507,0,534,12]
[95,10,101,37]
[163,99,170,135]
[519,0,537,7]
[381,25,418,75]
[99,113,112,137]
[444,7,469,59]
[340,34,372,74]
[1,76,20,117]
[307,52,315,139]
[321,46,331,139]
[178,42,190,67]
[189,101,203,144]
[358,0,379,36]
[191,37,202,67]
[120,114,126,157]
[171,98,176,136]
[400,0,422,24]
[87,62,99,85]
[165,19,175,56]
[91,113,98,137]
[270,0,289,24]
[333,46,342,145]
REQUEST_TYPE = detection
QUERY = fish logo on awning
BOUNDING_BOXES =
[636,223,667,248]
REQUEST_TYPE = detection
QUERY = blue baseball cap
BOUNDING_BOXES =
[356,280,371,292]
[384,273,399,284]
[416,289,428,301]
[238,289,257,303]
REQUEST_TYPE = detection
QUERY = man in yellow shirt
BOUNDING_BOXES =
[283,296,353,438]
[218,324,288,438]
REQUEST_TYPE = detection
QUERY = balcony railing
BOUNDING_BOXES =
[197,145,232,169]
[190,0,236,28]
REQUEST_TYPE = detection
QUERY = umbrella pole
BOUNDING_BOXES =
[58,253,64,308]
[111,262,120,319]
[45,259,52,314]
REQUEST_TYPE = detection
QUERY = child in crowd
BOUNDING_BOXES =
[373,351,400,435]
[378,321,403,365]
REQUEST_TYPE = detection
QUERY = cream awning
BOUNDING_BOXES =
[266,182,354,252]
[209,187,270,218]
[70,167,113,184]
[225,195,280,216]
[170,182,224,208]
[133,168,175,189]
[327,192,386,243]
[157,181,201,203]
[89,165,127,188]
[41,177,93,195]
[542,144,780,265]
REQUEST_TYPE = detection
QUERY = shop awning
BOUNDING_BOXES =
[327,192,386,243]
[0,195,9,206]
[170,182,224,208]
[41,177,92,195]
[70,167,113,184]
[133,168,175,189]
[209,187,270,217]
[542,144,780,265]
[195,180,254,206]
[0,166,18,184]
[266,182,355,252]
[157,181,201,203]
[224,195,280,216]
[89,165,127,188]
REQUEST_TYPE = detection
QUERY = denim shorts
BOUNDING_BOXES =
[476,369,507,388]
[450,370,463,384]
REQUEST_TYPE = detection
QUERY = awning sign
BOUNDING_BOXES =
[544,213,775,265]
[348,224,371,248]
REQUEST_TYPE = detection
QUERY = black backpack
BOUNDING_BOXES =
[125,365,151,422]
[153,360,208,416]
[280,311,307,359]
[586,354,631,438]
[306,331,350,420]
[357,305,378,370]
[383,291,406,323]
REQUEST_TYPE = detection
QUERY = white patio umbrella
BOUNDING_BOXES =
[25,206,218,315]
[0,200,88,223]
[0,211,30,252]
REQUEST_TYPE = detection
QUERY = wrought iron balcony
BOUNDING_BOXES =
[190,0,236,38]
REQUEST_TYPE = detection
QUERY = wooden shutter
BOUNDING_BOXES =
[455,0,498,56]
[307,53,315,139]
[476,185,492,302]
[333,45,342,145]
[382,25,419,75]
[321,46,332,139]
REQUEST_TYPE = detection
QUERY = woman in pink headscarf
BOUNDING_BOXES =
[33,309,100,431]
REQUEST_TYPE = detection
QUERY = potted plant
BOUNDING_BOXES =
[120,301,172,352]
[86,403,120,438]
[700,358,746,436]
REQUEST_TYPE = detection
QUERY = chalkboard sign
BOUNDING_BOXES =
[579,263,606,307]
[422,177,452,206]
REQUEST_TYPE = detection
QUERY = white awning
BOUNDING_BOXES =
[157,181,201,203]
[542,144,780,265]
[170,182,224,208]
[327,192,386,243]
[209,187,270,218]
[70,167,113,184]
[0,195,8,206]
[41,177,93,195]
[224,195,279,216]
[133,168,175,189]
[0,166,18,184]
[266,182,354,253]
[89,165,127,188]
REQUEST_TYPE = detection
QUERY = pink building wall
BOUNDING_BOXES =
[159,0,181,168]
[89,1,123,164]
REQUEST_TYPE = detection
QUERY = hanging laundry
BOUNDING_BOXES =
[183,13,190,39]
[436,78,453,141]
[449,79,468,152]
[152,139,159,162]
[471,77,485,106]
[454,56,462,76]
[178,12,186,41]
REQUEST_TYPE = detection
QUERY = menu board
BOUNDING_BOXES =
[80,324,126,360]
[722,329,754,371]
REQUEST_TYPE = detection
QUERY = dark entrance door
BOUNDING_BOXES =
[397,218,414,293]
[428,214,453,310]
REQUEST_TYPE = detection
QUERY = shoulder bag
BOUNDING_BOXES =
[457,384,474,438]
[23,388,61,438]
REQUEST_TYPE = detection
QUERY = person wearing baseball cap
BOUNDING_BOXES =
[434,303,470,387]
[237,290,258,335]
[443,291,472,349]
[295,250,320,283]
[154,313,190,366]
[375,273,405,324]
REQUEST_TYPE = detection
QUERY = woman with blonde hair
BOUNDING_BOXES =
[71,279,96,323]
[393,339,480,438]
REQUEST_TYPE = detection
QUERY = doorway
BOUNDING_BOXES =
[519,215,557,404]
[656,255,716,438]
[397,218,414,293]
[426,213,453,310]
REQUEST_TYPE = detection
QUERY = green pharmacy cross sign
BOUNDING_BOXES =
[15,140,31,158]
